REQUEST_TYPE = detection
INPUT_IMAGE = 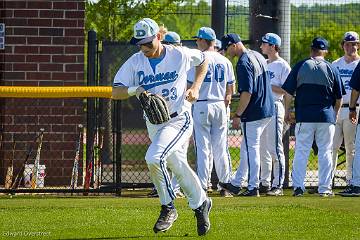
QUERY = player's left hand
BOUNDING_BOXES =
[185,88,199,103]
[349,111,357,124]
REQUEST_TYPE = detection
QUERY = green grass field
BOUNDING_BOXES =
[1,191,359,239]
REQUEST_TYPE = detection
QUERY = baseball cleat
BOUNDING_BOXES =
[293,187,304,197]
[153,205,178,233]
[194,198,212,236]
[239,188,260,197]
[338,185,360,197]
[259,183,271,194]
[147,188,159,198]
[219,189,233,197]
[319,192,334,197]
[219,182,241,195]
[266,187,284,196]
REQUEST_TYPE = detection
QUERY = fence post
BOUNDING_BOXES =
[113,100,122,196]
[87,30,97,185]
[212,0,225,38]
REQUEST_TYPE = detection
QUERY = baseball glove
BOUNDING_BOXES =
[138,91,170,124]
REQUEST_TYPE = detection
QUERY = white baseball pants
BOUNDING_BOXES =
[292,122,334,194]
[231,117,272,190]
[260,101,286,188]
[145,110,206,209]
[350,124,360,187]
[332,108,356,182]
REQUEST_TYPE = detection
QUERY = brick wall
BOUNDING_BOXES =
[0,0,85,186]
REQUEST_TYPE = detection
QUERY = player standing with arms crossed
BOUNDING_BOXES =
[219,33,274,196]
[331,32,360,185]
[112,18,212,236]
[341,61,360,196]
[259,33,291,196]
[282,37,345,197]
[189,27,235,197]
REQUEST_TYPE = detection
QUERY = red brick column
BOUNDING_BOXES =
[0,0,85,186]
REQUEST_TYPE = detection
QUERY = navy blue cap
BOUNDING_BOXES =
[220,33,241,50]
[311,37,329,50]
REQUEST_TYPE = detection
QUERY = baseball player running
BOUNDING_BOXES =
[331,31,360,184]
[112,18,212,236]
[219,33,274,197]
[342,61,360,196]
[147,31,185,199]
[282,37,344,197]
[188,27,235,197]
[259,33,291,196]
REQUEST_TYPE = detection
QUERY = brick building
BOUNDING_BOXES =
[0,0,85,186]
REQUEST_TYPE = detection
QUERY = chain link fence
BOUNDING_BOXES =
[2,0,360,194]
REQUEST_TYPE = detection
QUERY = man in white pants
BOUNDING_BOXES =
[112,18,212,236]
[189,27,235,197]
[259,33,291,196]
[282,37,344,197]
[219,33,274,197]
[341,61,360,196]
[331,31,360,186]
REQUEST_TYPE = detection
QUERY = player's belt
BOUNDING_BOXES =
[197,99,208,102]
[170,112,178,118]
[342,103,359,107]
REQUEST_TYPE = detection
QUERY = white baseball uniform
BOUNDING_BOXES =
[188,51,235,190]
[260,57,291,189]
[332,56,360,182]
[113,45,207,209]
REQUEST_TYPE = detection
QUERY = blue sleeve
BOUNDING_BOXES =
[236,60,253,94]
[281,60,304,96]
[329,64,345,98]
[349,62,360,91]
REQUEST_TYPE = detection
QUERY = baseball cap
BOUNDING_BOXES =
[193,27,216,40]
[262,33,281,46]
[220,33,241,50]
[162,31,181,44]
[130,18,159,45]
[311,37,329,50]
[343,31,360,42]
[215,39,222,49]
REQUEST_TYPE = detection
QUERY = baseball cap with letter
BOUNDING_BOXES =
[343,31,360,42]
[163,31,181,44]
[193,27,216,40]
[262,33,281,46]
[311,37,329,50]
[220,33,241,51]
[130,18,159,45]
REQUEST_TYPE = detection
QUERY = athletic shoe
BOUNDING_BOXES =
[319,192,334,197]
[194,198,212,236]
[219,189,233,197]
[337,185,354,195]
[239,188,260,197]
[218,182,241,195]
[153,205,178,233]
[339,185,360,197]
[147,188,159,198]
[266,187,284,196]
[259,183,271,194]
[293,187,304,197]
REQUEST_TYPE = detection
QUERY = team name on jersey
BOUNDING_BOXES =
[267,71,275,79]
[337,67,354,78]
[137,70,178,89]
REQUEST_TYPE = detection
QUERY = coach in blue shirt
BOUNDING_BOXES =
[219,33,274,196]
[282,37,345,197]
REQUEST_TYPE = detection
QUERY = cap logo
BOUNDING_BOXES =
[136,29,146,38]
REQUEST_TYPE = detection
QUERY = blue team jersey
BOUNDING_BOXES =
[282,57,345,123]
[236,50,274,122]
[349,62,360,91]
